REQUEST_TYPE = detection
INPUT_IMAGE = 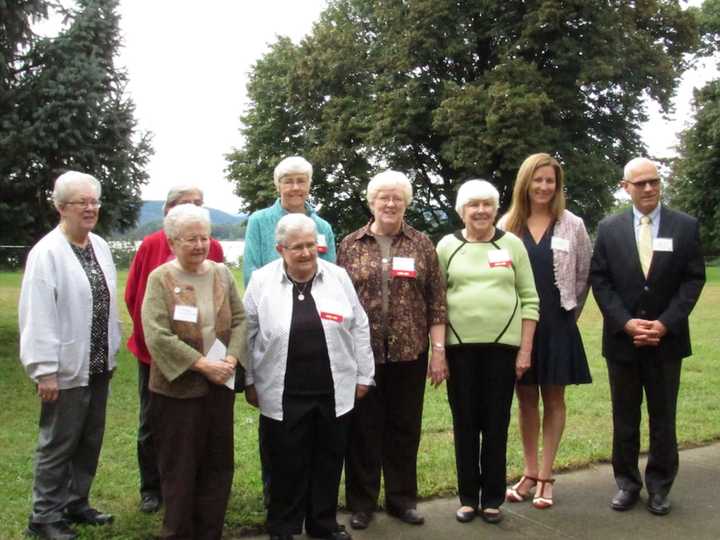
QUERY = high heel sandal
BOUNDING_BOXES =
[505,475,537,502]
[532,478,555,509]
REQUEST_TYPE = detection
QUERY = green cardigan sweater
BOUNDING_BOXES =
[436,229,539,348]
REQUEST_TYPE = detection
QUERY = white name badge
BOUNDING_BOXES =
[317,300,347,323]
[653,238,673,252]
[317,233,328,254]
[391,256,416,277]
[488,249,512,268]
[173,305,198,323]
[551,236,570,252]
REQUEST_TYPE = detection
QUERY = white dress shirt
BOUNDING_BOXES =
[243,258,375,421]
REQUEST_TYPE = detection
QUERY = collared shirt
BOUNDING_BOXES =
[632,204,661,241]
[243,258,374,421]
[337,220,447,363]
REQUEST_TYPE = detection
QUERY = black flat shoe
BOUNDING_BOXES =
[26,520,77,540]
[647,493,671,516]
[387,507,424,525]
[324,525,352,540]
[610,489,640,511]
[480,508,503,524]
[349,511,372,530]
[139,493,161,513]
[63,508,114,526]
[269,535,293,540]
[455,506,476,523]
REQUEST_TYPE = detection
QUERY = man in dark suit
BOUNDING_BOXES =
[590,157,705,516]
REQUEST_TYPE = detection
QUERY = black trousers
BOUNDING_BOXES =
[137,362,161,499]
[606,352,682,496]
[151,385,235,540]
[345,354,428,513]
[446,344,516,510]
[263,394,349,537]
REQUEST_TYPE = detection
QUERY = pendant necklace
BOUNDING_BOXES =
[288,274,313,301]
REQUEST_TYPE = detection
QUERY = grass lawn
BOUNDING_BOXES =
[1,267,718,539]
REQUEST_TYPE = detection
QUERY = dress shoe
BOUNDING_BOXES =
[387,507,424,525]
[479,508,503,524]
[610,489,640,511]
[310,525,351,540]
[349,511,372,529]
[455,506,476,523]
[63,508,114,526]
[647,493,671,516]
[269,535,293,540]
[26,520,77,540]
[139,493,161,513]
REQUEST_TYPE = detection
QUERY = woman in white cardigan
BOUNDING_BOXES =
[499,154,592,510]
[19,171,120,540]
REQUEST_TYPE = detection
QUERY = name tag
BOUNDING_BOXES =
[317,233,328,254]
[320,311,344,323]
[391,256,416,278]
[488,249,512,268]
[173,305,198,323]
[551,236,570,252]
[653,238,673,252]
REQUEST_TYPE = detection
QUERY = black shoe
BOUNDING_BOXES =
[455,506,476,523]
[387,507,424,525]
[26,520,77,540]
[647,493,671,516]
[349,511,372,530]
[325,526,351,540]
[63,508,114,526]
[610,489,640,511]
[139,493,161,513]
[480,508,503,524]
[269,535,293,540]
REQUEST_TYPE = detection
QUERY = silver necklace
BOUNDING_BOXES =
[288,274,313,301]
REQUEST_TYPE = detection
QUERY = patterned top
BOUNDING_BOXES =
[338,220,447,363]
[70,242,110,374]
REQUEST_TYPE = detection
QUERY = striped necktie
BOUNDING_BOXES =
[638,215,652,277]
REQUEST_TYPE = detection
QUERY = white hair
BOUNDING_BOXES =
[366,170,413,206]
[273,156,313,189]
[52,171,101,210]
[623,157,658,181]
[163,184,203,213]
[275,213,317,246]
[455,179,499,216]
[163,204,211,240]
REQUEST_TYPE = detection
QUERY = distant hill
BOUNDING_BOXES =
[139,200,246,226]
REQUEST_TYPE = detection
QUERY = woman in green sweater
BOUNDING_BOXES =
[436,180,539,525]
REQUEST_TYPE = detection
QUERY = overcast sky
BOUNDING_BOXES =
[113,0,716,213]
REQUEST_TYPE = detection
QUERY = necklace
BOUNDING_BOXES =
[288,274,314,301]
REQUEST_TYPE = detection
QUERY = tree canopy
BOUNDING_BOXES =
[0,0,152,246]
[227,0,698,239]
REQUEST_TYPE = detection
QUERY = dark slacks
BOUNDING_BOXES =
[263,394,349,537]
[345,353,428,513]
[151,385,235,540]
[31,373,110,523]
[446,344,516,510]
[606,351,682,496]
[137,361,161,499]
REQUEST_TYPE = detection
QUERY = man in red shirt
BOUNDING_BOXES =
[125,186,224,513]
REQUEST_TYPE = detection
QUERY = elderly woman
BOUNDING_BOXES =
[337,170,447,530]
[499,154,592,509]
[19,171,120,540]
[436,179,539,524]
[125,185,224,514]
[141,204,246,540]
[244,213,374,540]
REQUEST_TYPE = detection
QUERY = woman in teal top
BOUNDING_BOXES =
[436,180,539,525]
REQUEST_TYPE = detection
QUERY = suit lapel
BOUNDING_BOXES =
[618,210,645,279]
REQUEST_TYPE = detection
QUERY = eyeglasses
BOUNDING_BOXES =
[626,178,660,189]
[66,199,101,208]
[283,242,317,253]
[180,236,210,246]
[280,178,309,187]
[376,194,405,205]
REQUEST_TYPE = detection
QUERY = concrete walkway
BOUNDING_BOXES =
[237,442,720,539]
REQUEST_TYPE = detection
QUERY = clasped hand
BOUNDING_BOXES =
[624,319,667,347]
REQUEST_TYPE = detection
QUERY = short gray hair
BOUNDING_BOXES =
[52,171,102,210]
[275,213,317,246]
[163,185,203,214]
[366,170,413,206]
[163,203,211,241]
[455,179,499,216]
[623,157,657,181]
[273,156,313,189]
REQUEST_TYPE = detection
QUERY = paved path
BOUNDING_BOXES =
[236,442,720,539]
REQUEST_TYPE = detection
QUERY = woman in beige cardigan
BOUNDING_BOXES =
[142,204,246,540]
[499,153,592,510]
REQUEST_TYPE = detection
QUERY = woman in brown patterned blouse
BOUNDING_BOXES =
[337,170,448,531]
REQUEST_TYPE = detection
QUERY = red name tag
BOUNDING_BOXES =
[317,246,328,254]
[320,311,344,323]
[390,269,417,278]
[489,260,512,268]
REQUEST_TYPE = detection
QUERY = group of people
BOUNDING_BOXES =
[18,152,705,540]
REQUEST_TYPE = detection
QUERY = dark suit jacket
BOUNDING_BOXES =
[590,205,705,363]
